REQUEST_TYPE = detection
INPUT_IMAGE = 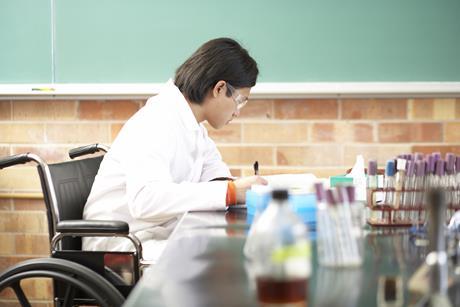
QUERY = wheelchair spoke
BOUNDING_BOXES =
[0,258,125,307]
[11,281,32,307]
[62,282,76,307]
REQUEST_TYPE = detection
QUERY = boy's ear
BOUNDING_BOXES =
[213,80,226,97]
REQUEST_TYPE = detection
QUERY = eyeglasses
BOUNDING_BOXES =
[226,83,248,110]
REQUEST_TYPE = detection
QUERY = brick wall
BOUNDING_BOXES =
[1,97,459,304]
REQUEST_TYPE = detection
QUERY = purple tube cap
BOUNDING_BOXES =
[427,155,435,174]
[345,186,355,203]
[435,159,445,176]
[406,161,415,176]
[445,153,456,173]
[415,160,426,177]
[368,160,377,176]
[337,186,350,204]
[457,155,460,173]
[325,189,336,205]
[414,152,424,160]
[314,183,325,202]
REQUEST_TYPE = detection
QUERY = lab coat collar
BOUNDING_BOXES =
[164,79,201,131]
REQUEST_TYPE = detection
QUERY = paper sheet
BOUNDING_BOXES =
[259,173,320,193]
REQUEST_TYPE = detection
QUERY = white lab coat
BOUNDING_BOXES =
[83,79,231,262]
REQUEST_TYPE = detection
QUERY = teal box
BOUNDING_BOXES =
[246,190,317,225]
[329,175,353,187]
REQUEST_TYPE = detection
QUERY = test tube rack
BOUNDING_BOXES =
[366,187,460,227]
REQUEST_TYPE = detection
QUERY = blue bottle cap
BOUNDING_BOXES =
[385,160,396,176]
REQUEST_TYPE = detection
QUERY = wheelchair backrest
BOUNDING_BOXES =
[38,155,104,250]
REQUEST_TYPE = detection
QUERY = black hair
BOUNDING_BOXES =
[174,38,258,104]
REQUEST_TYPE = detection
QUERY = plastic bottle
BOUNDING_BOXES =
[243,189,311,305]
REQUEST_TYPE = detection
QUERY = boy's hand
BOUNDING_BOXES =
[233,176,268,203]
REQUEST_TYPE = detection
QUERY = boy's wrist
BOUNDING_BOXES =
[226,181,237,206]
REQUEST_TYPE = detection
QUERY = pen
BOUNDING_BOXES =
[253,161,259,175]
[32,88,55,92]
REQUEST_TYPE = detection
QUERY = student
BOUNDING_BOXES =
[83,38,267,262]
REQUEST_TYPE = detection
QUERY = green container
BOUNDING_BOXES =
[329,175,354,187]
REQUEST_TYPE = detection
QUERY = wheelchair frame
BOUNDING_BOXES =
[0,144,145,306]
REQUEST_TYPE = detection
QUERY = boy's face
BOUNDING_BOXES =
[204,81,250,129]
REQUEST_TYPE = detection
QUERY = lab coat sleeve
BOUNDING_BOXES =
[199,134,232,182]
[128,180,228,222]
[124,127,228,223]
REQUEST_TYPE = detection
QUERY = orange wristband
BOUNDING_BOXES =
[226,181,237,206]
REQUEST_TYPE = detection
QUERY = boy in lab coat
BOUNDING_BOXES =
[83,38,267,262]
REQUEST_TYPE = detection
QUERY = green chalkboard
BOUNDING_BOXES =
[0,0,52,83]
[1,0,460,83]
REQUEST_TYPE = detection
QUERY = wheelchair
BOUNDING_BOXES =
[0,144,145,307]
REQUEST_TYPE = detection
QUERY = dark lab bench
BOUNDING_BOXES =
[123,208,460,307]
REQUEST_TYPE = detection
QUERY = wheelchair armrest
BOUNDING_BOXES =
[52,221,143,263]
[0,153,31,169]
[56,220,129,235]
[52,221,143,261]
[69,143,109,159]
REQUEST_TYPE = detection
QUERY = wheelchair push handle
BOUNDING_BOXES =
[0,153,32,169]
[69,143,108,159]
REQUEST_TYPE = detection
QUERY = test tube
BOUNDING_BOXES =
[325,189,347,265]
[412,160,426,225]
[315,183,335,266]
[425,155,436,189]
[433,159,446,188]
[432,160,447,223]
[401,161,415,223]
[422,156,436,224]
[347,185,367,231]
[334,187,362,266]
[367,160,379,221]
[383,160,396,224]
[456,156,460,209]
[445,153,456,220]
[393,158,407,223]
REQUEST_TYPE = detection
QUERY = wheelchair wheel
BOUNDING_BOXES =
[0,257,125,307]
